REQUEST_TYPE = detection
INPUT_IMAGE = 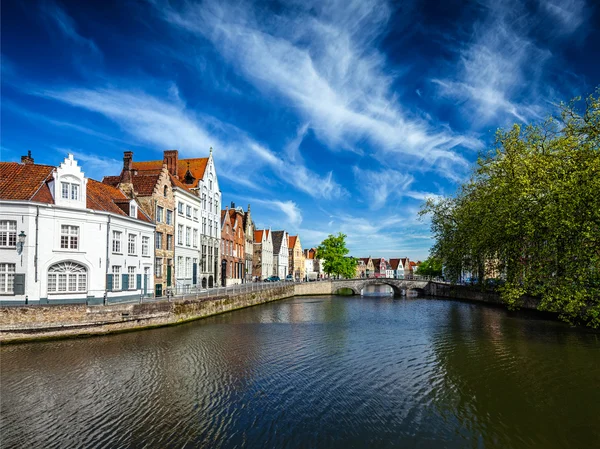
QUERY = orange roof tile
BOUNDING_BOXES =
[389,258,402,270]
[288,235,297,248]
[0,162,54,202]
[254,230,264,242]
[132,157,208,186]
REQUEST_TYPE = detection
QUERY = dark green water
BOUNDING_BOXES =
[1,296,599,448]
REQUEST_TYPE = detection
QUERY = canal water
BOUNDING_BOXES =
[1,296,599,448]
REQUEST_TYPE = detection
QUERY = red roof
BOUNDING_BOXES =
[0,162,151,223]
[288,235,297,248]
[132,158,208,185]
[0,163,54,202]
[389,258,402,270]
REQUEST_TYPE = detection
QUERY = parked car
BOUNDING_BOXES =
[285,274,294,282]
[264,276,281,282]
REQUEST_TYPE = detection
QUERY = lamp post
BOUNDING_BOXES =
[16,231,26,255]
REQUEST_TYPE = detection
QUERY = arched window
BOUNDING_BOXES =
[48,262,87,294]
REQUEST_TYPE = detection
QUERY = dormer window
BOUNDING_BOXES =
[130,203,137,218]
[61,182,79,200]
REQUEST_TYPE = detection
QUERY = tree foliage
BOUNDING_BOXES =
[420,90,600,327]
[417,257,443,277]
[316,233,357,279]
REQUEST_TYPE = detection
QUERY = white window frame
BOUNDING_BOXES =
[112,230,122,253]
[112,266,121,290]
[142,236,149,256]
[193,229,198,248]
[61,225,79,250]
[178,202,184,215]
[156,232,163,250]
[186,205,191,217]
[128,266,136,290]
[155,258,163,278]
[178,225,183,245]
[166,210,173,225]
[47,262,87,294]
[185,227,191,247]
[156,205,164,223]
[128,234,136,255]
[0,221,17,248]
[0,263,16,294]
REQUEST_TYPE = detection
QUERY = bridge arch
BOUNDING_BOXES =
[331,278,431,297]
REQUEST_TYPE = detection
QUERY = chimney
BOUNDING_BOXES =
[163,150,179,178]
[122,151,133,183]
[21,151,34,165]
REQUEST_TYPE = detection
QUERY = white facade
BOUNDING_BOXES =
[0,155,154,305]
[197,154,221,288]
[272,231,289,279]
[173,187,201,291]
[255,230,273,279]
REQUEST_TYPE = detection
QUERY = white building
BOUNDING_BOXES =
[173,186,201,292]
[0,154,154,305]
[253,229,273,280]
[271,230,289,279]
[109,149,222,289]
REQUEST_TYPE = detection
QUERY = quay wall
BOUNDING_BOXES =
[1,285,295,344]
[424,282,541,310]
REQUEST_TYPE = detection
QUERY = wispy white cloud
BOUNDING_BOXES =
[432,0,587,125]
[30,84,343,197]
[40,1,100,55]
[352,166,444,209]
[247,198,303,229]
[157,0,481,179]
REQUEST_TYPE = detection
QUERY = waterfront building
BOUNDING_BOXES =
[253,229,273,280]
[385,261,394,278]
[220,205,245,286]
[359,257,375,277]
[0,153,155,305]
[271,231,289,279]
[288,235,304,281]
[389,259,405,279]
[105,149,221,291]
[372,258,386,278]
[303,248,324,278]
[243,205,254,283]
[401,257,412,277]
[355,259,366,278]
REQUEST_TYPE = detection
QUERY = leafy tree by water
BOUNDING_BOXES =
[417,257,443,277]
[316,233,357,279]
[420,89,600,327]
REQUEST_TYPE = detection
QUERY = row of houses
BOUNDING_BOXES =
[0,150,308,305]
[355,257,419,279]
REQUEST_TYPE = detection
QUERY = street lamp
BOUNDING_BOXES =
[16,231,26,255]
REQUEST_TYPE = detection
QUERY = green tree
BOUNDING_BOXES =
[421,89,600,327]
[316,233,357,279]
[416,257,443,277]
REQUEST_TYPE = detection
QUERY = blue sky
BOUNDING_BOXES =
[1,0,599,260]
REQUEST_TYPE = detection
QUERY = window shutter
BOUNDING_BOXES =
[137,274,142,290]
[106,274,113,292]
[192,263,197,285]
[14,274,25,295]
[122,274,128,290]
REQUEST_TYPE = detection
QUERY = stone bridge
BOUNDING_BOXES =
[331,278,431,295]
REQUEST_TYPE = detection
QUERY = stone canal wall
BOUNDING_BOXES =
[425,282,541,310]
[0,285,295,344]
[293,281,333,296]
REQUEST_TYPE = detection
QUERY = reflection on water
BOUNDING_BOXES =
[1,296,599,448]
[361,284,394,296]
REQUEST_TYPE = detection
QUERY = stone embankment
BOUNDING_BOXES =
[0,280,542,344]
[1,284,295,344]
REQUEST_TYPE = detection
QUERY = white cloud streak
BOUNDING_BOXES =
[40,1,100,54]
[432,0,587,125]
[158,0,482,179]
[31,85,343,197]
